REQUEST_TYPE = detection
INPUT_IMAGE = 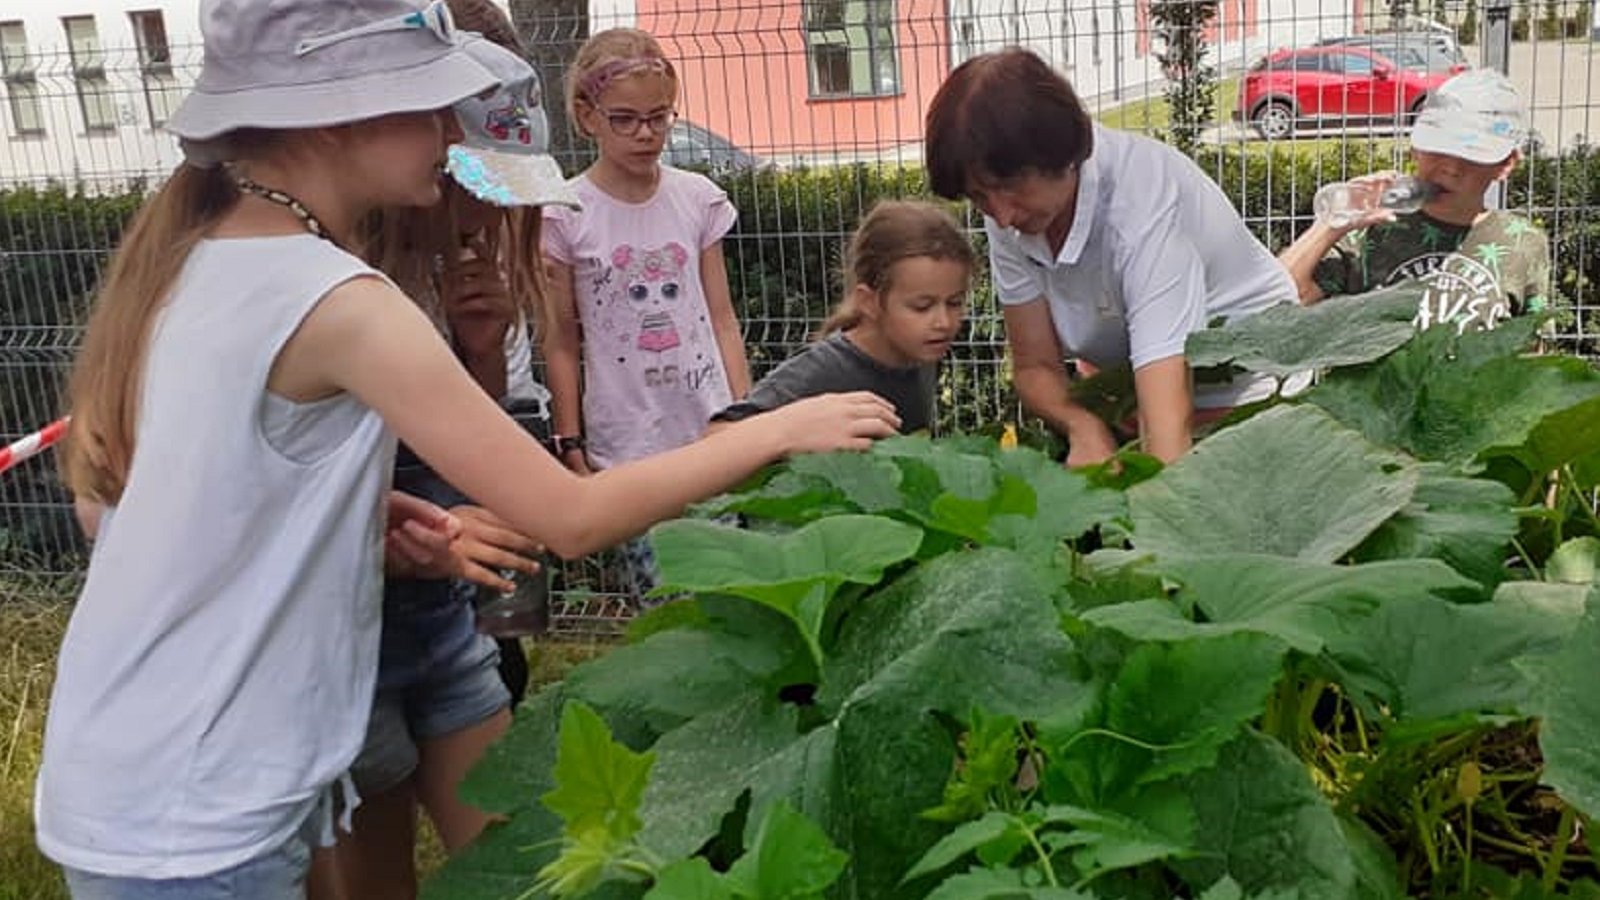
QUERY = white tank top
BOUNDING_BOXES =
[36,235,395,878]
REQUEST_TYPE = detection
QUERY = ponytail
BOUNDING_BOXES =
[63,164,238,503]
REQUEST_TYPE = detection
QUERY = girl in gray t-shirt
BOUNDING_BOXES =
[712,201,976,435]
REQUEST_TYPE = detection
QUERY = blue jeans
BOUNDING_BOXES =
[61,834,310,900]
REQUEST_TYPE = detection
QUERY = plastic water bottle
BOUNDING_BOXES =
[1313,176,1437,229]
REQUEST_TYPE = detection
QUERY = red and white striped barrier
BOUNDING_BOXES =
[0,416,70,476]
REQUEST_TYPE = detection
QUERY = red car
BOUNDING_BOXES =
[1236,45,1460,139]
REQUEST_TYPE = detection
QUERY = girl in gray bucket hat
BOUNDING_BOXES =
[35,0,899,895]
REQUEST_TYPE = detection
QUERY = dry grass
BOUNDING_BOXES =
[1,594,71,900]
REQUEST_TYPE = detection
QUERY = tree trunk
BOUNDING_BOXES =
[510,0,594,174]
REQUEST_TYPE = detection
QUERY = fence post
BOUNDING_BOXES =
[1481,0,1513,209]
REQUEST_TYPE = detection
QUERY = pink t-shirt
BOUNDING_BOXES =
[543,167,738,469]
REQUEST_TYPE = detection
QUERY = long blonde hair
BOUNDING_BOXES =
[819,200,976,336]
[62,164,240,503]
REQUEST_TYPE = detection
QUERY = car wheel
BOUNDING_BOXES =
[1251,101,1296,140]
[1406,95,1428,126]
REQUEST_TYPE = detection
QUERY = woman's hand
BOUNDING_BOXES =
[1063,417,1120,469]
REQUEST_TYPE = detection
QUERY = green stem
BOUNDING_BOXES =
[1410,791,1441,876]
[1055,727,1196,754]
[1509,537,1540,575]
[1474,830,1550,863]
[1542,803,1577,892]
[1019,819,1061,887]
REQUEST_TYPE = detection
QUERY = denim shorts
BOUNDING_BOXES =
[349,581,511,794]
[61,833,311,900]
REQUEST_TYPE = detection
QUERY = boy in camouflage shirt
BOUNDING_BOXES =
[1278,69,1551,333]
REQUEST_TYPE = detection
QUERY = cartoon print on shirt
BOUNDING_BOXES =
[611,242,690,386]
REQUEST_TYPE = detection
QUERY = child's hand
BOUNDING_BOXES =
[444,248,516,362]
[765,392,900,455]
[384,490,462,579]
[445,505,545,592]
[1335,170,1404,231]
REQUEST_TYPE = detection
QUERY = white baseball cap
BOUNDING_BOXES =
[1410,68,1529,164]
[445,38,580,209]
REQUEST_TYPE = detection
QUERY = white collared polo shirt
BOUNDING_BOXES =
[987,124,1299,407]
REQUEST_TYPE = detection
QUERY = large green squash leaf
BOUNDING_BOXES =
[1350,464,1518,588]
[562,595,813,743]
[1083,555,1478,653]
[1186,284,1423,376]
[1176,733,1403,900]
[1530,586,1600,819]
[1128,405,1418,563]
[632,550,1090,900]
[1322,591,1576,723]
[650,515,923,663]
[723,800,850,900]
[1038,633,1286,807]
[987,447,1127,558]
[1306,318,1600,465]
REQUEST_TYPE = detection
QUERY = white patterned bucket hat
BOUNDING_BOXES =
[446,38,580,208]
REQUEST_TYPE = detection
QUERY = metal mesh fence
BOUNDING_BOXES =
[1,3,1597,630]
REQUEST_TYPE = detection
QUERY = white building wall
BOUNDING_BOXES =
[0,0,519,189]
[0,0,198,187]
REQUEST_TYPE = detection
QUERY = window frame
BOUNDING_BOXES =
[802,0,901,100]
[129,9,179,126]
[1,20,43,136]
[62,15,117,132]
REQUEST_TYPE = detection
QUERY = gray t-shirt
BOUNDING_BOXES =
[711,332,936,434]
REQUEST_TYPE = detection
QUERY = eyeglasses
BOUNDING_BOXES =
[295,0,456,57]
[598,107,678,137]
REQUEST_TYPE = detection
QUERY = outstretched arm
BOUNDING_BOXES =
[272,277,901,560]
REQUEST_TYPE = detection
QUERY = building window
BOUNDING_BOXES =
[130,10,179,125]
[804,0,899,98]
[1,21,43,135]
[63,16,116,132]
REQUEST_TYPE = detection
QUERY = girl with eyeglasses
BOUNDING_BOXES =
[35,1,897,895]
[542,28,752,604]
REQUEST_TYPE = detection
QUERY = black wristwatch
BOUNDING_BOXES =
[551,434,586,456]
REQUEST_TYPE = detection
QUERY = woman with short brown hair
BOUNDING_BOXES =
[925,48,1304,467]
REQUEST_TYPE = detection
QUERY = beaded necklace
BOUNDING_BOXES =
[230,172,331,242]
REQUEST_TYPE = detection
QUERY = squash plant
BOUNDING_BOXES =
[425,295,1600,900]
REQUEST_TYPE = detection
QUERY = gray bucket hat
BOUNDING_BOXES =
[169,0,501,146]
[446,37,580,209]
